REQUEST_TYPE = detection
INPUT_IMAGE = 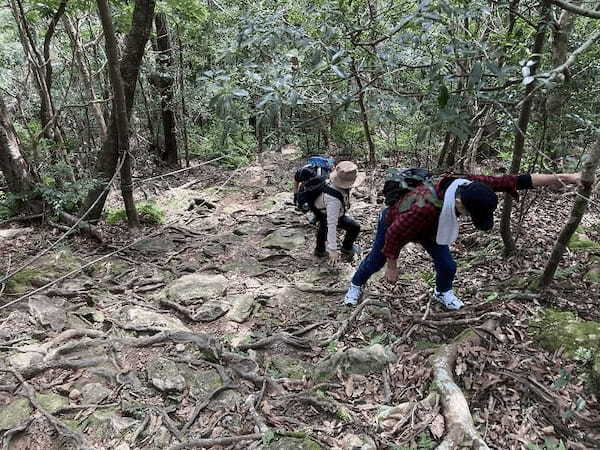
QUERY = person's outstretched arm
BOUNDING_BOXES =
[531,172,581,187]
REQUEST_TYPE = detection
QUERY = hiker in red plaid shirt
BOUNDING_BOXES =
[342,172,581,309]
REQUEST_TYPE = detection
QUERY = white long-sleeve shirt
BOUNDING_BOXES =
[314,185,350,252]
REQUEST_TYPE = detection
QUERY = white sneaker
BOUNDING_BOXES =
[343,283,364,306]
[433,289,464,310]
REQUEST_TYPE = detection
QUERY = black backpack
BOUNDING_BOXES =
[297,176,345,213]
[382,168,434,206]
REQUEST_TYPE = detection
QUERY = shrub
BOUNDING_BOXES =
[106,202,165,225]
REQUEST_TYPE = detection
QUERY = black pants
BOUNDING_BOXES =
[314,211,360,253]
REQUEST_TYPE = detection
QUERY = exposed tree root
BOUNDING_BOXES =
[2,368,90,449]
[431,320,498,450]
[167,433,262,450]
[318,299,386,345]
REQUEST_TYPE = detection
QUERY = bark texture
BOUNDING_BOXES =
[82,0,156,220]
[500,4,550,256]
[96,0,140,229]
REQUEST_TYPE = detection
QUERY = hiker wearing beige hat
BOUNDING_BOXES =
[312,161,365,265]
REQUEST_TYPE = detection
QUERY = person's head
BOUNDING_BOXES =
[330,161,364,190]
[455,182,498,231]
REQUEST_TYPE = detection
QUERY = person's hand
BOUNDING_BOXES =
[328,251,340,266]
[293,193,299,206]
[384,264,398,283]
[567,172,582,186]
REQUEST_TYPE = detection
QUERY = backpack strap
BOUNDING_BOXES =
[322,185,347,213]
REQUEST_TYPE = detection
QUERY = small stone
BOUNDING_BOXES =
[193,301,229,322]
[147,358,186,392]
[28,295,66,331]
[226,294,255,323]
[165,273,228,304]
[175,344,186,352]
[81,383,111,404]
[69,389,81,402]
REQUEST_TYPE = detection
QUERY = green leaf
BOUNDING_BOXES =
[469,62,482,87]
[331,49,346,64]
[231,88,249,97]
[438,84,449,107]
[331,65,349,79]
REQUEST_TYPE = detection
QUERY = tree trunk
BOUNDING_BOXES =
[82,0,156,221]
[351,60,376,166]
[175,24,190,167]
[544,9,575,160]
[500,4,550,257]
[540,141,600,287]
[154,12,178,166]
[9,0,61,143]
[0,97,40,212]
[63,15,108,141]
[96,0,140,229]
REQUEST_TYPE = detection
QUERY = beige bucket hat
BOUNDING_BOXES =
[330,161,365,189]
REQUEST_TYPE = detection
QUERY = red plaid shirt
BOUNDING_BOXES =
[382,174,522,259]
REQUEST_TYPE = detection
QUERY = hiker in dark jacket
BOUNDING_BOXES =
[313,161,364,265]
[342,172,581,307]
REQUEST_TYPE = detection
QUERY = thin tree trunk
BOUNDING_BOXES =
[154,12,178,166]
[544,9,575,159]
[0,97,40,212]
[175,23,190,167]
[500,3,550,256]
[96,0,140,229]
[63,15,108,141]
[351,60,376,166]
[82,0,156,221]
[541,140,600,287]
[437,132,452,170]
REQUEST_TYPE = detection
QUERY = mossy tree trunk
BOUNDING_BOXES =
[96,0,140,229]
[82,0,156,221]
[0,97,41,213]
[541,137,600,287]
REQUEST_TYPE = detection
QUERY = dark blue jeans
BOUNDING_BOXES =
[351,208,456,292]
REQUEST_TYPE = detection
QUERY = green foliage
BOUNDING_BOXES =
[106,202,165,225]
[34,165,99,214]
[330,120,365,156]
[188,121,256,169]
[526,438,567,450]
[0,192,13,220]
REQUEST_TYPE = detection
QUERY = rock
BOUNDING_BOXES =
[166,273,227,304]
[227,294,255,323]
[123,307,191,332]
[0,227,33,239]
[280,144,302,160]
[175,343,186,352]
[81,383,111,404]
[314,344,396,380]
[7,343,47,369]
[181,367,223,399]
[339,434,377,450]
[133,236,175,254]
[114,443,131,450]
[532,308,600,392]
[147,358,186,392]
[270,355,309,380]
[69,389,81,402]
[36,392,68,412]
[6,249,78,294]
[269,436,322,449]
[0,398,32,430]
[262,228,305,250]
[222,257,265,276]
[28,295,66,331]
[584,262,600,283]
[194,301,229,322]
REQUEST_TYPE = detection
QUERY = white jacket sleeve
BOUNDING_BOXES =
[325,194,343,252]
